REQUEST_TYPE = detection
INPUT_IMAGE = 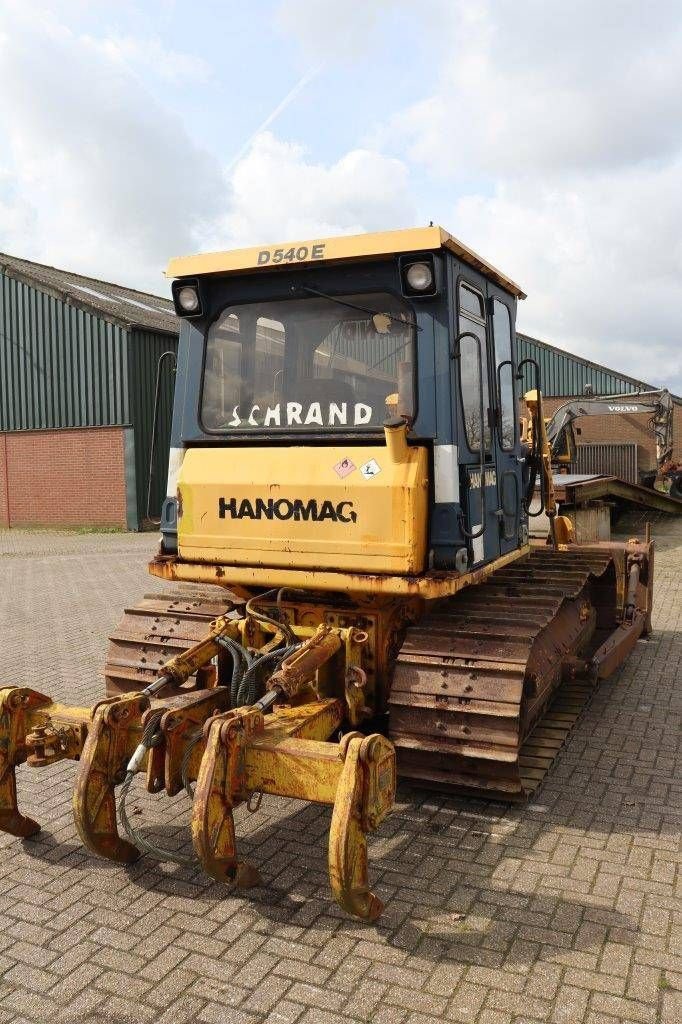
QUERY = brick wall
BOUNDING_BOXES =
[520,396,682,469]
[0,433,9,527]
[0,427,128,529]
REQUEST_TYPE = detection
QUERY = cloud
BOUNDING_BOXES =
[370,0,682,392]
[387,1,682,176]
[0,3,415,293]
[88,34,212,85]
[452,164,682,391]
[211,131,415,248]
[0,5,223,292]
[276,0,399,61]
[226,65,322,173]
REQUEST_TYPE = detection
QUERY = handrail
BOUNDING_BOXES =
[517,357,546,518]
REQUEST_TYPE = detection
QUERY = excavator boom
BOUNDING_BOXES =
[546,388,673,465]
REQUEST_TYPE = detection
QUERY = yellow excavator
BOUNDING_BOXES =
[0,227,653,921]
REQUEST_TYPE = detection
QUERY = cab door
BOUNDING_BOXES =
[455,275,501,566]
[487,287,522,556]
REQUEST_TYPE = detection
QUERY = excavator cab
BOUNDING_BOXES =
[0,227,655,923]
[550,420,576,465]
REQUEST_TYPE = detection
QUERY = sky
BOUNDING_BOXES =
[0,0,680,393]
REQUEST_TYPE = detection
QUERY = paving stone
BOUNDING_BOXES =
[446,981,487,1021]
[154,995,208,1024]
[551,984,590,1024]
[241,975,291,1014]
[590,991,658,1023]
[262,998,306,1024]
[425,963,466,997]
[2,964,55,995]
[297,1010,354,1024]
[660,987,682,1024]
[48,961,102,1003]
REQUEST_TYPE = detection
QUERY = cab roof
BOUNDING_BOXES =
[166,225,526,300]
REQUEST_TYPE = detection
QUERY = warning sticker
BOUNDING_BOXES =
[333,457,356,479]
[360,459,382,480]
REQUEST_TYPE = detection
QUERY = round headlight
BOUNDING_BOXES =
[405,261,433,291]
[177,285,200,312]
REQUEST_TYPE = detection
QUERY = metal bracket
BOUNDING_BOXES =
[73,694,149,863]
[0,687,52,837]
[329,732,396,921]
[191,707,264,888]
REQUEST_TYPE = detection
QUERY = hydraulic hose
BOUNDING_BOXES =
[235,645,299,707]
[118,710,196,867]
[118,620,299,865]
[215,634,254,707]
[245,589,298,645]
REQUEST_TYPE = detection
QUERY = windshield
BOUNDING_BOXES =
[201,292,415,432]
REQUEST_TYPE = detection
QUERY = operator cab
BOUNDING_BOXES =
[162,226,528,583]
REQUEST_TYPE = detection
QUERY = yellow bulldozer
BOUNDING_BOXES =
[0,226,653,922]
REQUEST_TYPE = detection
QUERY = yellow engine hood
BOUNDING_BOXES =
[177,443,428,575]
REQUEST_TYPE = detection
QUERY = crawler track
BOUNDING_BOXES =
[389,548,620,799]
[105,591,240,696]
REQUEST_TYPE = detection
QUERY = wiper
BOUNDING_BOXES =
[295,285,422,332]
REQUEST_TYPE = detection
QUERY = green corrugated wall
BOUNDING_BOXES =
[0,270,129,430]
[127,330,178,524]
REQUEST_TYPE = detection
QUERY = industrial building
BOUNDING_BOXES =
[0,252,678,529]
[0,254,179,530]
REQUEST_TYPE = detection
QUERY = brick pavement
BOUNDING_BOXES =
[0,517,680,1024]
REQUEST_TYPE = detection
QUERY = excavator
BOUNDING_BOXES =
[0,227,654,922]
[544,389,681,498]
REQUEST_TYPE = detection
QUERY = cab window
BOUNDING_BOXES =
[201,292,415,432]
[458,282,491,453]
[492,300,516,450]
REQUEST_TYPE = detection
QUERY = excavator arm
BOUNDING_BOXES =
[546,389,673,466]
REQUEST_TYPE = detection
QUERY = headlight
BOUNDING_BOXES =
[172,279,203,317]
[177,285,199,312]
[405,261,433,292]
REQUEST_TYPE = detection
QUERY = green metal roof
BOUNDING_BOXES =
[517,332,680,402]
[0,252,179,335]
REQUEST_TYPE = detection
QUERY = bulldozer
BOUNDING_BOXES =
[0,226,654,922]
